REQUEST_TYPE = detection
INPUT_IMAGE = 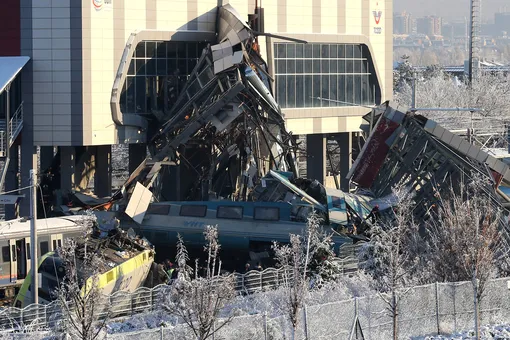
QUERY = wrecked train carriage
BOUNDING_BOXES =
[348,102,510,232]
[14,218,155,308]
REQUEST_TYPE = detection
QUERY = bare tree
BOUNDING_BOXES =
[272,211,340,338]
[162,226,236,340]
[394,71,510,144]
[54,238,109,340]
[425,178,509,339]
[359,184,420,340]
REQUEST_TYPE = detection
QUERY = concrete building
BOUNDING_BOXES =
[394,11,412,35]
[0,0,392,218]
[416,16,442,37]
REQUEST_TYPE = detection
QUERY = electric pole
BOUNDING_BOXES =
[29,169,38,304]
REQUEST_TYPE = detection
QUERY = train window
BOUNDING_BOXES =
[11,245,16,262]
[180,205,207,217]
[2,246,10,262]
[40,241,49,255]
[254,207,280,221]
[52,240,57,250]
[27,243,31,260]
[57,240,62,248]
[217,206,243,219]
[331,196,346,210]
[147,205,171,215]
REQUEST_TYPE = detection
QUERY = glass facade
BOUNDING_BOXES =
[274,43,377,108]
[120,41,208,114]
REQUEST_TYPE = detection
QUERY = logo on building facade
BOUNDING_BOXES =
[373,10,382,25]
[93,0,112,11]
[373,2,383,34]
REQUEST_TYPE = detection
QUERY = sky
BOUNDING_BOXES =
[394,0,510,22]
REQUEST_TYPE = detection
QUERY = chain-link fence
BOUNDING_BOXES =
[104,277,510,340]
[2,277,510,339]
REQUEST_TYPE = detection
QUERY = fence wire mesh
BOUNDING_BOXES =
[3,277,510,339]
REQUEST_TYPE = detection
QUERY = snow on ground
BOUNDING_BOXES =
[106,272,376,334]
[417,324,510,340]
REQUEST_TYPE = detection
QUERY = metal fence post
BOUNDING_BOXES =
[304,305,309,340]
[435,282,440,335]
[264,311,268,340]
[160,325,164,340]
[131,293,134,316]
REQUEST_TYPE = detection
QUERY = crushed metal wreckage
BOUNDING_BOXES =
[13,216,155,308]
[347,102,510,241]
[115,4,301,207]
[72,6,510,247]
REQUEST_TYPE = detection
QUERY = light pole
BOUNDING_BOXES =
[29,169,38,304]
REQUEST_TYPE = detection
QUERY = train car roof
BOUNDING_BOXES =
[0,215,94,239]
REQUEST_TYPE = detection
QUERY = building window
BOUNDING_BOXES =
[217,206,243,219]
[254,207,280,221]
[120,41,209,115]
[180,205,207,217]
[147,205,171,215]
[274,43,378,108]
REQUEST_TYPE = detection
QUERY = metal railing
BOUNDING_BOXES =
[0,258,361,332]
[5,276,510,339]
[9,102,23,144]
[0,101,24,158]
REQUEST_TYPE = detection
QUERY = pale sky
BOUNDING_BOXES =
[394,0,509,22]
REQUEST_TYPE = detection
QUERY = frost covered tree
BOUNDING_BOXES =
[359,184,420,340]
[54,237,109,340]
[394,71,510,145]
[272,211,342,338]
[162,226,236,340]
[425,178,510,339]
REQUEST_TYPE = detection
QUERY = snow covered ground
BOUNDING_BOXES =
[418,325,510,340]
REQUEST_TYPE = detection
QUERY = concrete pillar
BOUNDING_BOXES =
[94,145,112,197]
[336,132,352,191]
[5,144,19,219]
[75,146,95,192]
[60,146,76,196]
[129,143,146,174]
[306,134,326,184]
[39,146,54,173]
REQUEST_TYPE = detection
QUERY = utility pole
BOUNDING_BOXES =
[29,169,38,304]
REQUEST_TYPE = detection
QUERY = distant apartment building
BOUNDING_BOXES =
[495,12,510,36]
[394,11,412,34]
[442,23,454,41]
[417,16,442,36]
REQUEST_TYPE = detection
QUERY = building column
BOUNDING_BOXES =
[39,146,54,174]
[306,134,326,184]
[94,145,112,198]
[336,132,352,192]
[5,144,19,220]
[75,146,95,192]
[128,143,146,174]
[60,146,76,196]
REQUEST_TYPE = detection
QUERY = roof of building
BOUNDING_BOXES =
[0,56,30,95]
